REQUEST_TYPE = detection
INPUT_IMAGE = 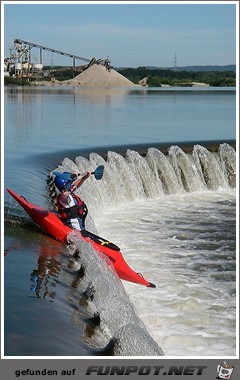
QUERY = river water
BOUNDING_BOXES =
[3,85,236,357]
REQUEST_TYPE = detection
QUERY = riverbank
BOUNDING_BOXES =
[4,63,236,87]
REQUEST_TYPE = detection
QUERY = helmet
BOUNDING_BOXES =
[54,176,71,191]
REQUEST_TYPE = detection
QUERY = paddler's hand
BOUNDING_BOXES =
[70,172,78,179]
[73,171,91,177]
[73,171,92,189]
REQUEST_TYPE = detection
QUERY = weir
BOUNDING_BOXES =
[49,142,236,356]
[52,142,236,219]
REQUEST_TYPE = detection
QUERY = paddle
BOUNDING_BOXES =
[93,165,104,180]
[53,165,104,181]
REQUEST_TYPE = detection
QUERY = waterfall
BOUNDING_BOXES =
[51,143,236,219]
[48,142,236,356]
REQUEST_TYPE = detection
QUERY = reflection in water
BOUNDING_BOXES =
[30,244,61,300]
[5,86,133,148]
[5,85,132,106]
[71,86,133,105]
[27,237,107,351]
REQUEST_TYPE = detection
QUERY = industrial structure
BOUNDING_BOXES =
[174,53,177,72]
[4,38,112,79]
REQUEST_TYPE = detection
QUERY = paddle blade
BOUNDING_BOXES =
[93,165,104,180]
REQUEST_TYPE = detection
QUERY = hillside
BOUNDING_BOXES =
[117,66,236,87]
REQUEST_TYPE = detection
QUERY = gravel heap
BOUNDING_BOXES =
[66,64,136,87]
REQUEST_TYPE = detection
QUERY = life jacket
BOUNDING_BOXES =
[56,193,88,220]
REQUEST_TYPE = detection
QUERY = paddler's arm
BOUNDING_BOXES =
[71,171,91,190]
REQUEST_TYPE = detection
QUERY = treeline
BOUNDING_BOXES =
[117,67,236,87]
[4,66,236,87]
[4,76,30,86]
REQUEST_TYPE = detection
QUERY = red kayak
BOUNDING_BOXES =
[7,188,156,288]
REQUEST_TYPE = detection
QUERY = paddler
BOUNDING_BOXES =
[54,171,91,231]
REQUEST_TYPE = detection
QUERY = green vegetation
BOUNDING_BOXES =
[117,67,236,87]
[4,76,30,86]
[4,66,236,87]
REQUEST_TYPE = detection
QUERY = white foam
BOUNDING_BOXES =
[54,144,236,356]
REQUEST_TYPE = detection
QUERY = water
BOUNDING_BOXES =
[4,85,236,357]
[95,190,236,356]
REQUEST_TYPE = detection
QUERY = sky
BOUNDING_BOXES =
[2,1,238,68]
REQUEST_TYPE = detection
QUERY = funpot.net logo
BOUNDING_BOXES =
[85,365,208,376]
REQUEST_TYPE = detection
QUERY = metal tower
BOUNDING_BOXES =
[174,53,177,71]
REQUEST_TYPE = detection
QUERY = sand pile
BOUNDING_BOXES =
[66,64,136,87]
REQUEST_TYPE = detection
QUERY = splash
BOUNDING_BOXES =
[49,143,236,356]
[51,143,235,219]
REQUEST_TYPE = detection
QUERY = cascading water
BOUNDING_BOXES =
[50,143,236,356]
[55,143,235,214]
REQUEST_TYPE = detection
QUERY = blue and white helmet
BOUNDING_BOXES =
[54,176,72,191]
